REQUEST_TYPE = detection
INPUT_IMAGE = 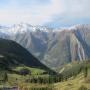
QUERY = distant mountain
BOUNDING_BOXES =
[0,24,49,60]
[0,38,56,74]
[0,24,90,69]
[43,24,90,69]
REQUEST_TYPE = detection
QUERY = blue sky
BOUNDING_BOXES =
[0,0,90,27]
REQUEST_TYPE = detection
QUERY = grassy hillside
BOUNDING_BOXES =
[54,61,90,90]
[54,73,90,90]
[0,38,56,89]
[0,38,56,75]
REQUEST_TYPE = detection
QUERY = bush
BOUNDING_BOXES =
[79,85,88,90]
[0,71,8,83]
[19,68,31,76]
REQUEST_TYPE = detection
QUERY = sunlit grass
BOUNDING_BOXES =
[54,73,90,90]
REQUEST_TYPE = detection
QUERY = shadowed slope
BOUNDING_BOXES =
[0,38,56,74]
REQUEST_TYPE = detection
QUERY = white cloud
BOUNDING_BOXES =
[0,0,64,25]
[0,0,89,26]
[61,0,90,18]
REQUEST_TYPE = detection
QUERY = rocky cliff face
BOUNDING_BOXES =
[0,24,90,69]
[43,25,90,69]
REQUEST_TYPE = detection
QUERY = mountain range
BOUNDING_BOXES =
[0,24,90,69]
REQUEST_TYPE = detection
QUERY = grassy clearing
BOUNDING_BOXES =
[13,66,45,75]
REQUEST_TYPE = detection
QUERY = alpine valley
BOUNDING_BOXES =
[0,24,90,90]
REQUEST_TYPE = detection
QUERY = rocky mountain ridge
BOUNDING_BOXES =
[0,24,90,69]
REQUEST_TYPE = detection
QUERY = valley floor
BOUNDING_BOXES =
[0,62,90,90]
[0,73,90,90]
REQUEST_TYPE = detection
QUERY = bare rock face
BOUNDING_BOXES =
[70,31,86,61]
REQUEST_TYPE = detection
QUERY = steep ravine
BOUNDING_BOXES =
[70,32,86,61]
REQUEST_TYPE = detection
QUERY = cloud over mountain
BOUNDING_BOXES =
[0,0,90,27]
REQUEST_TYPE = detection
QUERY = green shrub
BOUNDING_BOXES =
[19,67,31,76]
[79,85,88,90]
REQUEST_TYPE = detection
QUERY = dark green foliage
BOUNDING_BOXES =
[30,87,53,90]
[0,71,8,83]
[79,85,88,90]
[83,62,89,78]
[0,38,56,75]
[26,74,63,84]
[30,84,54,90]
[83,66,88,78]
[19,67,31,76]
[0,38,46,68]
